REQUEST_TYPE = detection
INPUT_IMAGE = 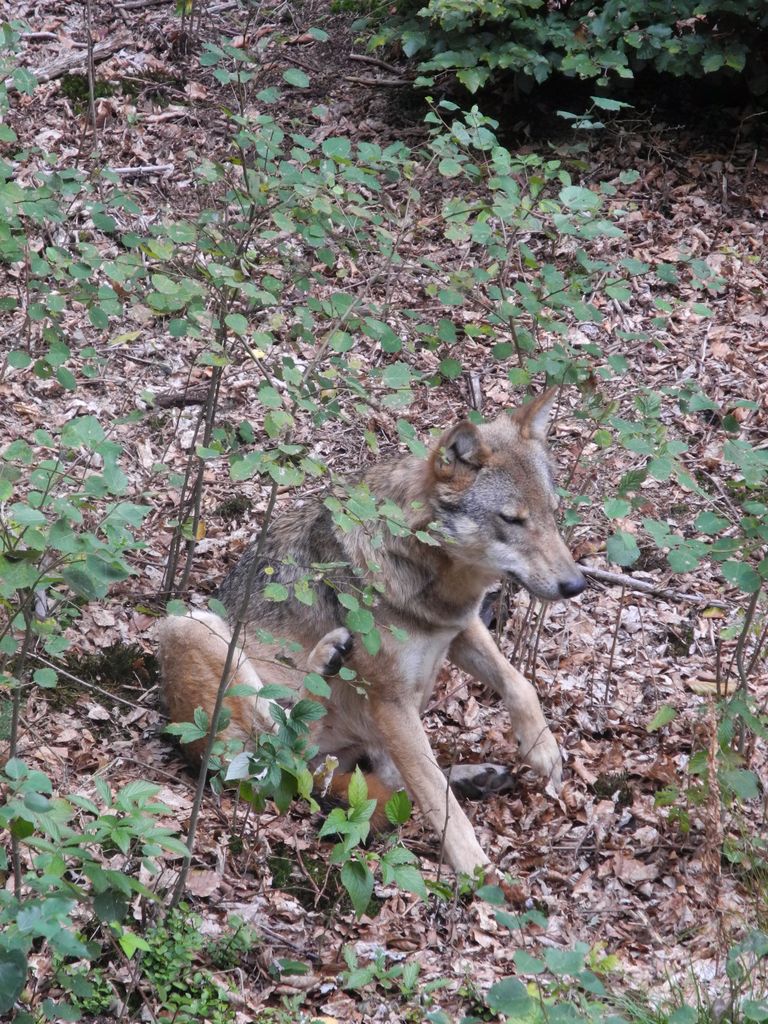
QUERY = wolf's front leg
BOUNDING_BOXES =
[448,616,562,790]
[369,695,490,875]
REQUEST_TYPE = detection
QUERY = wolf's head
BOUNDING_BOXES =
[429,390,585,602]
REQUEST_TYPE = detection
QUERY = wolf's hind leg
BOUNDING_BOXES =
[306,627,352,676]
[445,763,516,800]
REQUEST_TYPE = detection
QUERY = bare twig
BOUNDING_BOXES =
[467,372,484,412]
[348,53,404,75]
[734,585,761,755]
[171,480,280,906]
[84,0,97,140]
[106,163,175,177]
[116,0,170,9]
[342,75,411,88]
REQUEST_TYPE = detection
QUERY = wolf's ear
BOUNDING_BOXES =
[432,421,489,481]
[509,387,557,441]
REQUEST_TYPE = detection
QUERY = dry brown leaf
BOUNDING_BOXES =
[613,855,659,885]
[186,869,222,898]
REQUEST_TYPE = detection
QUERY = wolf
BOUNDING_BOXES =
[157,390,585,874]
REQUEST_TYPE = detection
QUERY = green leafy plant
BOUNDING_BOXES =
[370,0,768,96]
[139,906,235,1024]
[319,768,426,917]
[0,765,188,1017]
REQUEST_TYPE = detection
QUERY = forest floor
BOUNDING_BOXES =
[2,1,768,1022]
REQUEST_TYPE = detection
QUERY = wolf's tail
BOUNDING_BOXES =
[156,612,274,764]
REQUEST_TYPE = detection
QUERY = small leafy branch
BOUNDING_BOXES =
[318,768,426,917]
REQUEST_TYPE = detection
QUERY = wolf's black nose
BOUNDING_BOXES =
[558,574,586,599]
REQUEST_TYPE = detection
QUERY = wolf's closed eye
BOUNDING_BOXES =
[498,512,527,527]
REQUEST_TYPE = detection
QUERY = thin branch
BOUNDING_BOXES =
[116,0,170,9]
[171,480,280,906]
[342,75,412,88]
[580,564,729,608]
[105,163,175,178]
[348,53,403,75]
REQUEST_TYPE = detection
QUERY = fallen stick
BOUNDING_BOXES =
[348,52,403,75]
[6,36,128,91]
[116,0,170,9]
[106,163,174,177]
[580,563,729,608]
[155,386,209,408]
[342,75,411,87]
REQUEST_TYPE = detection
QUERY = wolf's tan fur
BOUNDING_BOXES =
[158,391,585,873]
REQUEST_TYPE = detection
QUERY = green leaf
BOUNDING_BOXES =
[695,511,728,534]
[258,384,282,409]
[283,68,310,88]
[722,561,761,593]
[559,185,600,212]
[340,858,374,918]
[361,628,381,656]
[667,545,702,573]
[742,1000,768,1023]
[61,415,105,449]
[438,158,463,178]
[117,929,150,957]
[93,889,128,923]
[603,498,630,519]
[225,312,248,335]
[89,305,109,330]
[382,362,412,389]
[33,668,57,689]
[290,698,326,724]
[591,95,632,111]
[322,137,352,160]
[439,357,462,380]
[721,769,759,801]
[384,789,412,825]
[0,948,27,1014]
[303,672,331,698]
[544,946,587,975]
[347,766,368,806]
[62,564,102,600]
[8,350,31,369]
[457,66,489,93]
[392,862,428,900]
[346,607,374,634]
[606,530,640,567]
[647,705,677,732]
[476,883,505,905]
[486,977,533,1017]
[513,949,546,974]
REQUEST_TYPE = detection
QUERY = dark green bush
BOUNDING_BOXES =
[371,0,768,96]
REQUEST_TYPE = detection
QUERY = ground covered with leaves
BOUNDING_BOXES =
[1,2,767,1022]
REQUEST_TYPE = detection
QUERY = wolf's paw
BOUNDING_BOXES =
[307,627,353,677]
[446,763,516,800]
[518,726,563,793]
